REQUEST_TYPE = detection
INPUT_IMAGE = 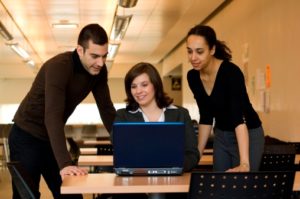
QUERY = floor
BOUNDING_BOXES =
[0,167,93,199]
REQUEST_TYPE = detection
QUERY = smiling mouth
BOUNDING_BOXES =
[92,66,101,71]
[136,96,146,101]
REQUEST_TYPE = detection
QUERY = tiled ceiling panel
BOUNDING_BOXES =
[0,0,227,78]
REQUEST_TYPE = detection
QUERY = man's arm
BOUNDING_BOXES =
[93,66,116,133]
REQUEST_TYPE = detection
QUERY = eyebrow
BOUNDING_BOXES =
[90,52,108,58]
[187,47,203,51]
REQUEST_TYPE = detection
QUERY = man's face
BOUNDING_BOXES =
[77,40,108,75]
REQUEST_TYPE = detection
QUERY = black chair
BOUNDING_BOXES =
[96,144,114,155]
[260,144,296,171]
[288,142,300,154]
[66,137,81,164]
[7,161,36,199]
[95,144,114,173]
[188,171,296,199]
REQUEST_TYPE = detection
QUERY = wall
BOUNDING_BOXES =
[163,0,300,141]
[163,76,182,106]
[0,77,126,104]
[1,0,300,141]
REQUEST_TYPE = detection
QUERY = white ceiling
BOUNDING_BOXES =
[0,0,226,79]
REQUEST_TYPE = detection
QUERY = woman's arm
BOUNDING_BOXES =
[198,124,212,156]
[227,123,250,172]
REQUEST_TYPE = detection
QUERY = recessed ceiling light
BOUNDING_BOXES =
[52,23,78,29]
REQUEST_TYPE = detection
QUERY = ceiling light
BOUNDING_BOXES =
[8,43,30,60]
[0,21,13,41]
[26,60,36,68]
[108,44,120,60]
[110,15,132,42]
[52,23,78,29]
[118,0,138,8]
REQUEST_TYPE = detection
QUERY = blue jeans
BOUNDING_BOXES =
[9,124,82,199]
[213,126,265,171]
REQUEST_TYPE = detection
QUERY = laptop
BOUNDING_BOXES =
[112,122,185,176]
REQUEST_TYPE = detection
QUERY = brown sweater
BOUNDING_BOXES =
[13,50,116,169]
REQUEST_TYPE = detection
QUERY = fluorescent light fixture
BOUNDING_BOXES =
[8,43,30,60]
[110,15,132,42]
[52,23,78,29]
[108,44,120,60]
[118,0,138,8]
[26,60,35,68]
[0,21,13,41]
[105,60,113,71]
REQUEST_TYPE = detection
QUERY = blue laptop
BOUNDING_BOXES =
[112,122,185,176]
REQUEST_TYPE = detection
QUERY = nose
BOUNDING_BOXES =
[190,52,197,61]
[96,57,105,67]
[134,85,143,94]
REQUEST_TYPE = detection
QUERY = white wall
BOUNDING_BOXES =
[163,0,300,141]
[1,0,300,141]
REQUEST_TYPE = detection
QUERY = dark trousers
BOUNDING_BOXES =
[213,126,265,171]
[8,124,82,199]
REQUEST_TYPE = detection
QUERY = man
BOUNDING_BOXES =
[8,24,116,199]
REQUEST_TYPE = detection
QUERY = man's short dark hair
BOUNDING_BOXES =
[77,24,108,49]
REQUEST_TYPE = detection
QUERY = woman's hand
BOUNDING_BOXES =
[226,163,250,172]
[60,166,88,180]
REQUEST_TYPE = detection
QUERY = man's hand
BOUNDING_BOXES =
[60,166,88,180]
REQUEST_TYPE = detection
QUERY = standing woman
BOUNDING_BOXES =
[186,25,264,172]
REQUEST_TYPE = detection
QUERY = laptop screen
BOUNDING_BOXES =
[112,122,185,175]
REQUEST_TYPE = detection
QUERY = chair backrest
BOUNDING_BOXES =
[288,142,300,154]
[96,144,114,155]
[94,144,114,173]
[7,162,36,199]
[260,144,296,171]
[66,137,80,164]
[188,171,295,199]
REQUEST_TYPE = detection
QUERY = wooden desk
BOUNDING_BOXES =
[80,148,97,155]
[79,155,113,166]
[296,154,300,164]
[61,172,300,194]
[78,154,300,167]
[61,173,190,194]
[78,155,213,166]
[83,140,111,146]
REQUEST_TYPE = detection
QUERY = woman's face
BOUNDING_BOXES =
[186,35,215,71]
[130,73,156,108]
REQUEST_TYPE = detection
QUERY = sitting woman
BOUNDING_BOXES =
[112,62,200,199]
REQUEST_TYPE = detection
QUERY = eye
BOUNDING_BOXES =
[91,54,99,59]
[130,84,137,89]
[195,49,205,55]
[141,82,148,87]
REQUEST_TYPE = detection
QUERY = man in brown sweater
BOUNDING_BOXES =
[8,24,116,199]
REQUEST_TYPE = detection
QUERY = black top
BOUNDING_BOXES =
[13,50,116,169]
[187,61,261,131]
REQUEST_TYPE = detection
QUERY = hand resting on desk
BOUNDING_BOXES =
[60,165,88,180]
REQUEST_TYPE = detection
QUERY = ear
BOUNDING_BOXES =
[210,45,216,55]
[76,45,84,57]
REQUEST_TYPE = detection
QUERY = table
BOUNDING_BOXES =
[83,140,111,146]
[79,155,113,166]
[78,154,300,166]
[80,148,97,155]
[78,155,213,166]
[61,173,190,194]
[61,172,300,194]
